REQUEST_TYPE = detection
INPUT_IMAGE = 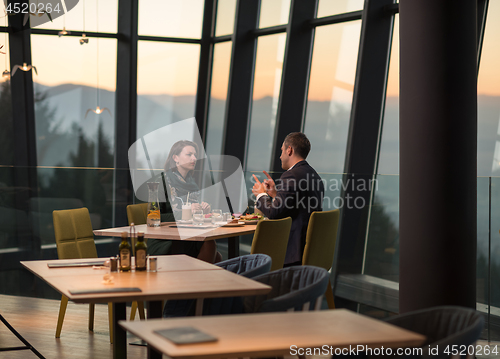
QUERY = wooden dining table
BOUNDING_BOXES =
[21,255,271,359]
[93,222,258,258]
[119,309,427,359]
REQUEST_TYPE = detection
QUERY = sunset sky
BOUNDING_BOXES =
[1,0,499,100]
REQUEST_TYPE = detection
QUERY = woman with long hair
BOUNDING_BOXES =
[148,140,219,263]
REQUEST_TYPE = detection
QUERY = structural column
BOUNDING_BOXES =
[114,0,138,226]
[399,0,477,311]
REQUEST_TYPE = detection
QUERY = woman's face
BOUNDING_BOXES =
[173,145,197,172]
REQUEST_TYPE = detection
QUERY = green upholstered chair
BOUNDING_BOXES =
[250,217,292,271]
[52,207,114,343]
[126,203,148,226]
[125,203,148,321]
[302,209,340,309]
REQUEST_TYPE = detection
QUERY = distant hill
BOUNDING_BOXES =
[32,82,500,177]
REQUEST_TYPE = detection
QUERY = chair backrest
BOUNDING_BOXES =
[216,254,272,278]
[243,265,329,313]
[53,207,97,260]
[383,306,484,359]
[250,217,292,271]
[200,254,273,316]
[126,203,148,226]
[302,209,340,270]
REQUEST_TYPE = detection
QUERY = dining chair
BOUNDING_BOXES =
[202,254,273,316]
[164,254,273,318]
[379,306,484,359]
[250,217,292,271]
[302,209,340,309]
[243,265,329,313]
[126,203,148,226]
[125,203,148,320]
[52,207,114,343]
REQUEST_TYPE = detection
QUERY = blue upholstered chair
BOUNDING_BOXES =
[163,254,272,317]
[243,265,330,313]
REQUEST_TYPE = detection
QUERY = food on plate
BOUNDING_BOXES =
[204,213,213,218]
[239,213,263,221]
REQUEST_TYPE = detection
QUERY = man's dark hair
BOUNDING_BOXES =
[284,132,311,159]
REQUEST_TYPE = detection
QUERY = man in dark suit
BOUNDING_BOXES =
[252,132,324,266]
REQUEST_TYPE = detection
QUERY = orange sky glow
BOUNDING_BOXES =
[1,0,499,101]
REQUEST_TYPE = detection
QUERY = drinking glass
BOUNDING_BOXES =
[211,209,222,225]
[223,212,231,222]
[192,210,204,226]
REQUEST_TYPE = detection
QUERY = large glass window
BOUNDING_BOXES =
[246,33,286,171]
[377,17,399,176]
[215,0,237,37]
[304,21,362,174]
[28,34,117,248]
[478,0,500,315]
[205,42,232,156]
[259,0,290,28]
[136,41,200,160]
[478,0,500,177]
[31,0,118,33]
[363,16,399,281]
[30,35,117,168]
[139,0,204,38]
[317,0,364,18]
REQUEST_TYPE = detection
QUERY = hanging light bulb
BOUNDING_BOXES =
[11,62,38,77]
[80,0,88,45]
[85,2,111,119]
[58,27,70,37]
[85,106,111,118]
[59,14,70,37]
[79,33,89,45]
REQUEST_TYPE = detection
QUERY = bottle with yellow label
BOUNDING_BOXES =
[119,232,131,272]
[135,232,147,271]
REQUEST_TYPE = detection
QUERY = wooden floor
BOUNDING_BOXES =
[0,294,148,359]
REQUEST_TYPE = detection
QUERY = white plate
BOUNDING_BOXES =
[238,220,259,225]
[177,219,193,224]
[221,223,244,227]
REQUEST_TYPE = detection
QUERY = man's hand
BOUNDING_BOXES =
[262,170,277,198]
[252,174,267,196]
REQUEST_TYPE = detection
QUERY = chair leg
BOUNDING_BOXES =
[108,303,113,344]
[130,301,146,320]
[55,295,69,338]
[130,301,138,321]
[88,303,95,331]
[325,278,335,309]
[138,301,146,319]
